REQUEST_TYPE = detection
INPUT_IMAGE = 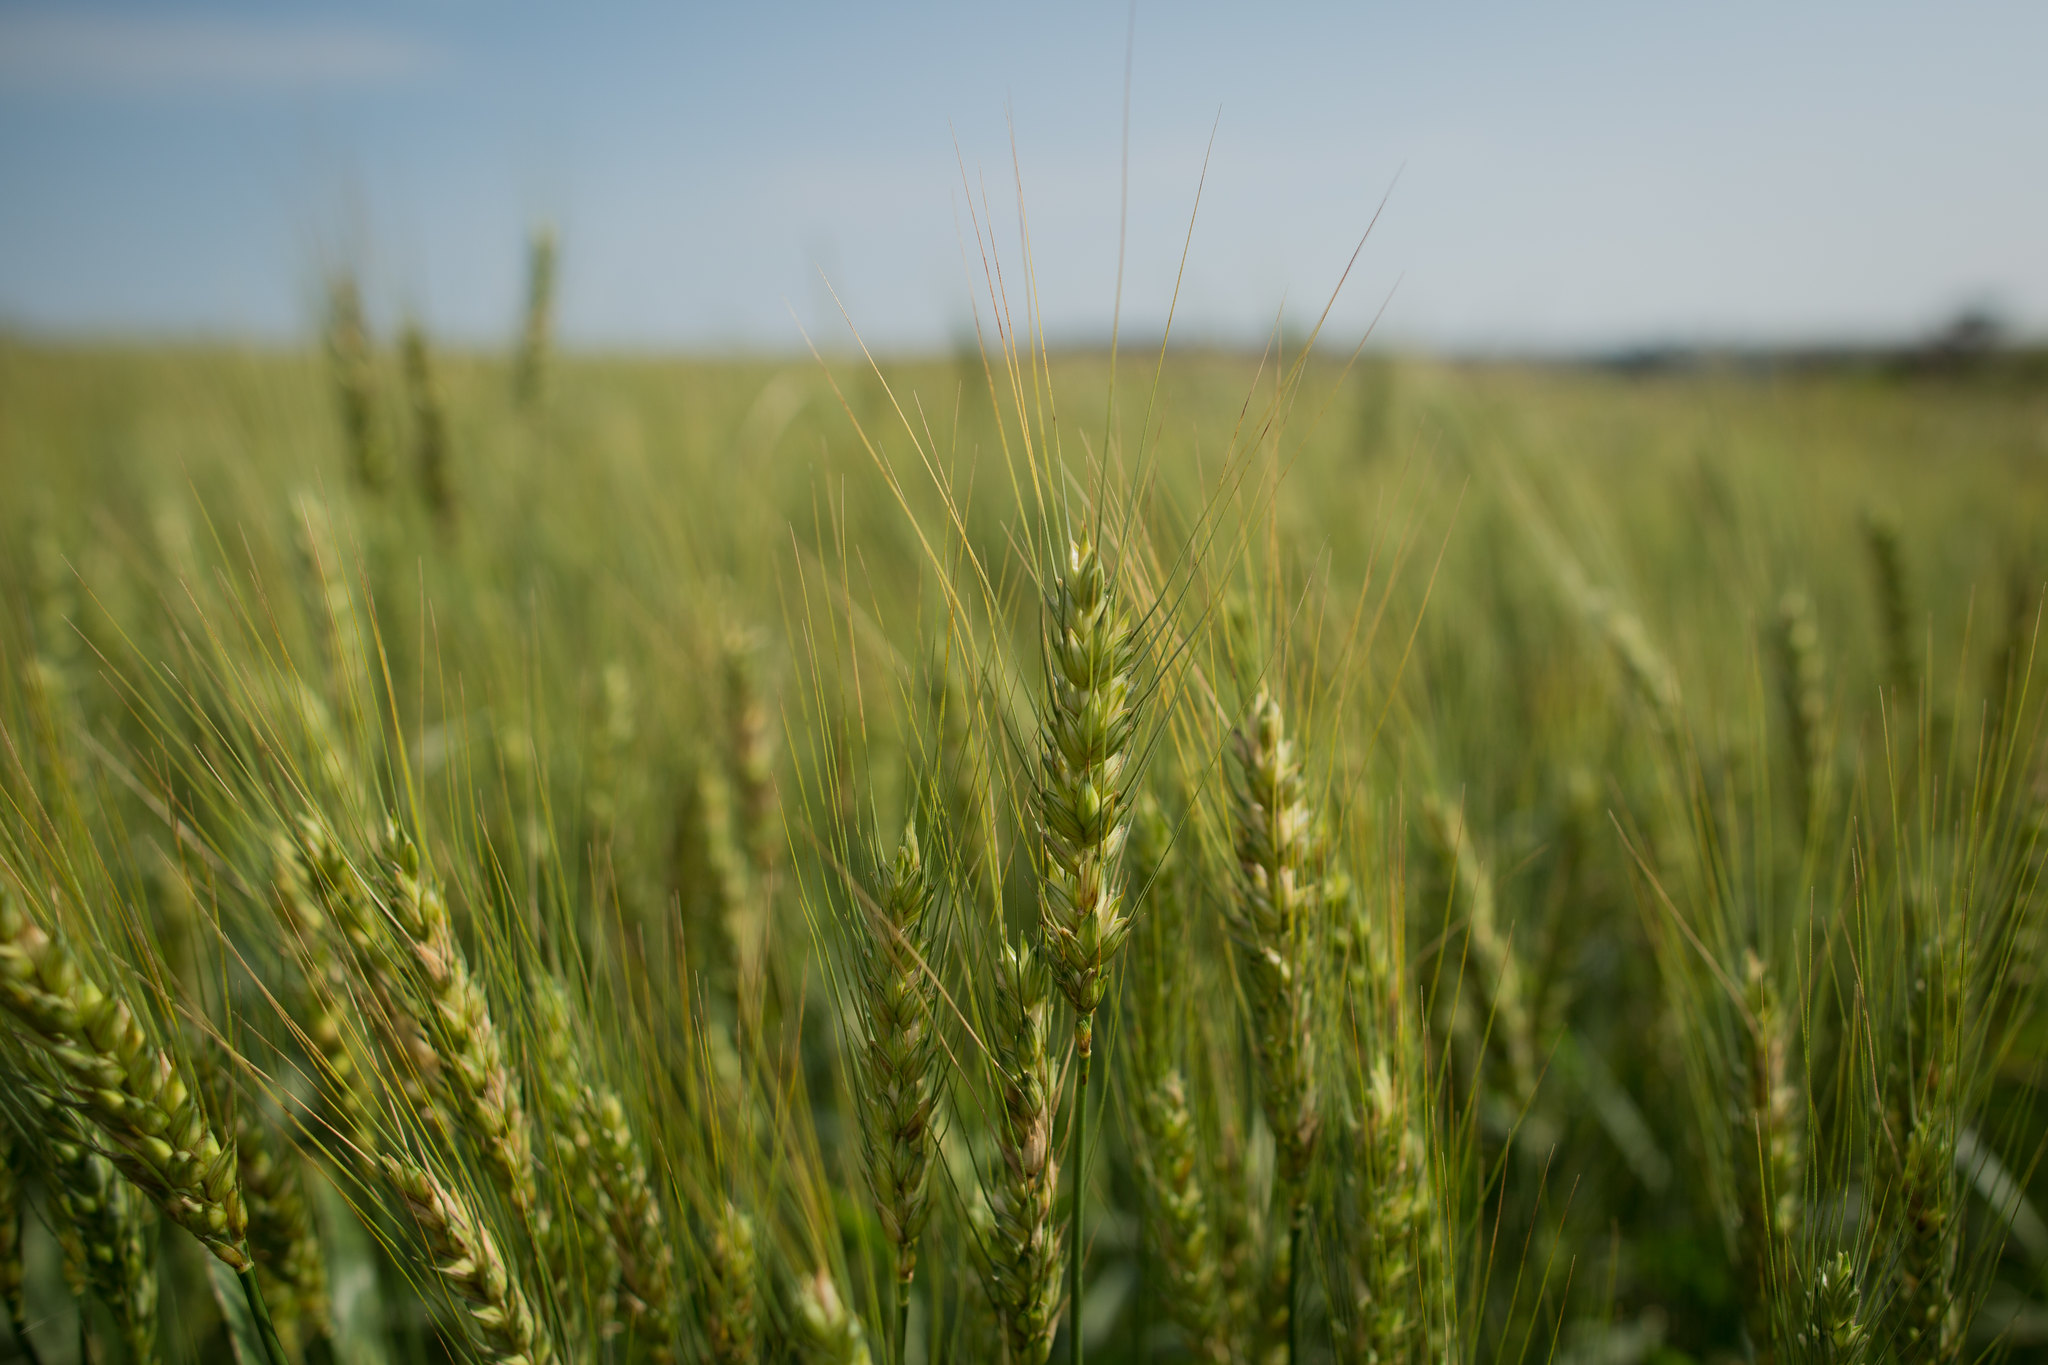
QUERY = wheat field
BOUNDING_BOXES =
[0,243,2044,1365]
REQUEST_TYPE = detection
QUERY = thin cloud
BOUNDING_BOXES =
[0,11,434,96]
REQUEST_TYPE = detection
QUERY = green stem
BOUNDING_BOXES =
[239,1264,293,1365]
[896,1277,910,1365]
[1068,1032,1092,1365]
[1287,1197,1306,1365]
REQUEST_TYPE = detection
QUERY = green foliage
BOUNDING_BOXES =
[0,318,2043,1365]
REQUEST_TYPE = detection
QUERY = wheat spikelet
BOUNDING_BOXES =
[986,939,1061,1365]
[853,824,941,1300]
[790,1268,873,1365]
[1735,950,1802,1362]
[0,885,249,1267]
[383,1154,556,1365]
[705,1199,760,1365]
[373,825,538,1216]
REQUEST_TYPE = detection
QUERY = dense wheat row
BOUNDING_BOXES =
[0,233,2045,1365]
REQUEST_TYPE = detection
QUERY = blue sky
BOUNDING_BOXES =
[1,2,2043,352]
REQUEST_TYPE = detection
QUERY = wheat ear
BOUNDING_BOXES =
[272,825,381,1157]
[383,1154,557,1365]
[1333,1058,1441,1364]
[0,886,249,1267]
[374,825,538,1217]
[583,1086,681,1362]
[1735,950,1802,1363]
[987,939,1062,1365]
[40,1096,158,1364]
[1422,797,1538,1113]
[400,323,456,528]
[527,976,611,1325]
[1772,591,1828,840]
[325,275,382,491]
[791,1268,874,1365]
[233,1096,335,1362]
[1224,691,1329,1363]
[1799,1252,1866,1365]
[1133,1069,1230,1364]
[705,1199,760,1365]
[514,226,556,408]
[1126,796,1229,1365]
[1034,535,1139,1365]
[722,624,780,882]
[1882,919,1964,1360]
[854,823,940,1356]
